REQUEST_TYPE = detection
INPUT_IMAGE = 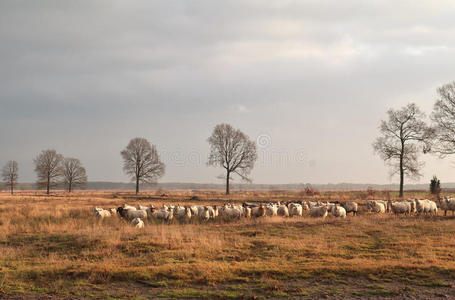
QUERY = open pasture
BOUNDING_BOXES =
[1,190,455,299]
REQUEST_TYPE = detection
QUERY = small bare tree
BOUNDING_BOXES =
[431,81,455,155]
[61,157,87,192]
[121,138,165,194]
[373,103,431,197]
[2,160,18,195]
[34,149,63,194]
[207,123,258,195]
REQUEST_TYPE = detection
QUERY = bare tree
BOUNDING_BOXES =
[207,123,258,195]
[2,160,18,195]
[121,138,165,194]
[373,103,431,197]
[61,157,87,192]
[34,149,63,194]
[431,81,455,155]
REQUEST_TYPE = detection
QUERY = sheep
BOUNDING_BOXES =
[242,206,252,218]
[147,206,173,221]
[340,202,358,216]
[301,201,310,211]
[93,207,111,219]
[206,206,218,219]
[131,217,144,228]
[310,205,328,218]
[277,204,289,217]
[251,204,266,218]
[390,201,411,215]
[415,199,438,215]
[138,205,149,210]
[174,205,192,220]
[266,204,278,216]
[405,199,417,214]
[117,207,147,220]
[371,201,386,213]
[308,201,319,209]
[331,204,346,218]
[288,203,303,217]
[366,200,388,212]
[199,206,211,221]
[438,197,455,216]
[220,205,242,221]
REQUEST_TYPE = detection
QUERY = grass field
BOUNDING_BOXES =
[1,190,455,299]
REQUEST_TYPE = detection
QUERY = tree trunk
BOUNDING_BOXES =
[399,141,404,198]
[226,170,230,195]
[10,183,13,195]
[68,182,72,193]
[136,177,140,195]
[47,176,50,195]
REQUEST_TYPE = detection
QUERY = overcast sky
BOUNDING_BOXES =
[1,1,455,185]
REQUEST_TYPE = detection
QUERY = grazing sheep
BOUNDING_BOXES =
[390,201,411,215]
[266,204,278,216]
[93,207,111,219]
[131,217,144,228]
[366,200,388,212]
[206,206,218,219]
[415,199,438,215]
[331,204,346,218]
[340,202,358,216]
[277,204,289,217]
[117,207,147,220]
[310,205,328,218]
[251,204,267,218]
[174,205,192,220]
[371,201,386,213]
[288,203,303,217]
[438,197,455,216]
[220,205,242,221]
[199,206,210,221]
[147,207,173,221]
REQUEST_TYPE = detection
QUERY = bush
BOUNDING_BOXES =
[430,176,441,195]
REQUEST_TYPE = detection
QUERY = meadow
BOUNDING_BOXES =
[0,189,455,299]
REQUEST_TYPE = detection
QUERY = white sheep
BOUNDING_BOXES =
[310,206,328,218]
[147,207,173,221]
[131,217,144,228]
[390,201,411,215]
[220,205,242,221]
[93,208,111,219]
[415,199,438,215]
[277,205,289,217]
[438,197,455,216]
[174,205,192,220]
[371,201,386,213]
[288,203,303,217]
[199,206,210,221]
[266,204,278,216]
[331,205,346,218]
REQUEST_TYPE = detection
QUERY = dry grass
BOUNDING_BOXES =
[1,190,455,299]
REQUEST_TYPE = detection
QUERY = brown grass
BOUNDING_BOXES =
[0,190,455,299]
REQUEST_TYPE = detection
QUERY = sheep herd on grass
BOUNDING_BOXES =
[92,197,455,228]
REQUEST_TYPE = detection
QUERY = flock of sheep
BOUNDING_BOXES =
[92,196,455,228]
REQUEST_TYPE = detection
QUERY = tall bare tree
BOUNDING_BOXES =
[2,160,18,195]
[207,123,258,195]
[121,138,165,194]
[61,157,87,192]
[431,81,455,155]
[373,103,431,197]
[34,149,63,194]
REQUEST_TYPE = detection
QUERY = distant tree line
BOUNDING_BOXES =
[4,79,455,197]
[1,123,257,195]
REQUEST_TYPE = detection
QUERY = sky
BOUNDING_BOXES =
[1,0,455,185]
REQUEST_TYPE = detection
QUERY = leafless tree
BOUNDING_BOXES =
[34,149,63,194]
[121,138,165,194]
[2,160,18,195]
[431,81,455,156]
[373,103,431,197]
[207,123,258,195]
[61,157,87,192]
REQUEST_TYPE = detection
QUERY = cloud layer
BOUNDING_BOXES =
[1,1,455,184]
